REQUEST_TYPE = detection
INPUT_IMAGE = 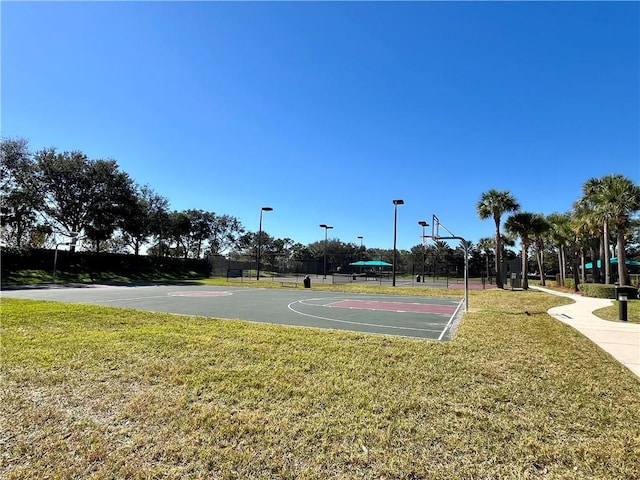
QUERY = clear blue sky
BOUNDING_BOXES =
[2,1,639,251]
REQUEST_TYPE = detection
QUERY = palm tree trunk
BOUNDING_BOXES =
[557,246,565,287]
[591,246,600,283]
[494,226,503,288]
[603,221,611,283]
[598,232,606,283]
[617,229,629,285]
[535,243,545,286]
[521,242,529,290]
[572,249,581,292]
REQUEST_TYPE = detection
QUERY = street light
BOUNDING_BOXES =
[418,221,429,282]
[392,199,404,286]
[357,236,363,248]
[319,224,333,280]
[256,207,273,280]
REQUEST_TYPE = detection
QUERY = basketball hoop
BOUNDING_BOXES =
[431,213,469,312]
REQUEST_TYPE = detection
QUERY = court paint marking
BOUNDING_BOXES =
[167,291,233,297]
[92,294,170,304]
[326,299,456,315]
[287,298,448,336]
[438,299,464,341]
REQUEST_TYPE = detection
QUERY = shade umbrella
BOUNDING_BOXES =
[349,260,393,266]
[585,258,640,269]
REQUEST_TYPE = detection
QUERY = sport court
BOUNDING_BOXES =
[1,284,463,340]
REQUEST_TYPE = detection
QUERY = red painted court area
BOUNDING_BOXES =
[327,299,457,315]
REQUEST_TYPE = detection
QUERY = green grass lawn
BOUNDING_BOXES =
[594,300,640,324]
[2,289,639,479]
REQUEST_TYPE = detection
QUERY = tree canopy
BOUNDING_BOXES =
[1,137,639,287]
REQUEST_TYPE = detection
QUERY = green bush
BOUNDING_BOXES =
[578,283,639,299]
[547,277,575,289]
[579,284,616,298]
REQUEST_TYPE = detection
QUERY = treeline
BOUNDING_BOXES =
[0,138,430,275]
[476,180,640,290]
[2,138,639,286]
[1,138,250,258]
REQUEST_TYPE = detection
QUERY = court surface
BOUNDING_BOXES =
[1,284,463,341]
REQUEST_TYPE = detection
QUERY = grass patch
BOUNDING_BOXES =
[593,300,640,324]
[2,290,639,479]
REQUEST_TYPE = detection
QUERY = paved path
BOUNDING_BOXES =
[532,286,640,378]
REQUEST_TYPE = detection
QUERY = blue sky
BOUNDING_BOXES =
[2,1,638,251]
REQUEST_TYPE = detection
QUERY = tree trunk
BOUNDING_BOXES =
[557,246,565,287]
[494,224,503,288]
[521,242,529,290]
[591,246,600,283]
[573,249,581,292]
[598,233,605,283]
[617,228,629,286]
[603,221,611,284]
[535,243,545,287]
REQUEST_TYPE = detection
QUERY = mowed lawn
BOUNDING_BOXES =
[1,290,639,479]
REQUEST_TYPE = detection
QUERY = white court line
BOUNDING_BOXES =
[90,294,170,304]
[287,298,445,335]
[438,299,464,341]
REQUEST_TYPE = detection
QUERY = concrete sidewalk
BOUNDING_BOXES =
[532,286,640,378]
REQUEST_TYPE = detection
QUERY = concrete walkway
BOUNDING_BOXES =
[532,286,640,378]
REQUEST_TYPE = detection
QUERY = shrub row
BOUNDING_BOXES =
[578,283,638,300]
[1,248,210,278]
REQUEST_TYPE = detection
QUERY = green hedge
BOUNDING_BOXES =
[578,283,638,299]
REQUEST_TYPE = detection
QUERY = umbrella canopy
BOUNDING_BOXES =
[585,258,640,269]
[349,260,393,267]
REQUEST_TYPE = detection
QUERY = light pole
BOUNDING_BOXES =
[418,221,429,282]
[256,207,273,280]
[357,236,363,248]
[319,224,333,280]
[392,199,404,286]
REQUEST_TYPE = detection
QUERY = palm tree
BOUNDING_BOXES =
[578,177,611,283]
[530,214,551,286]
[433,240,452,278]
[476,189,520,288]
[572,195,603,283]
[477,237,495,283]
[547,213,572,287]
[598,175,640,286]
[571,201,602,284]
[577,175,640,285]
[504,212,539,290]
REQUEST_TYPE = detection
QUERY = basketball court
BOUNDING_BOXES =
[2,284,463,341]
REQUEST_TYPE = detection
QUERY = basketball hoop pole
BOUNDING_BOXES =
[431,213,469,311]
[434,235,469,311]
